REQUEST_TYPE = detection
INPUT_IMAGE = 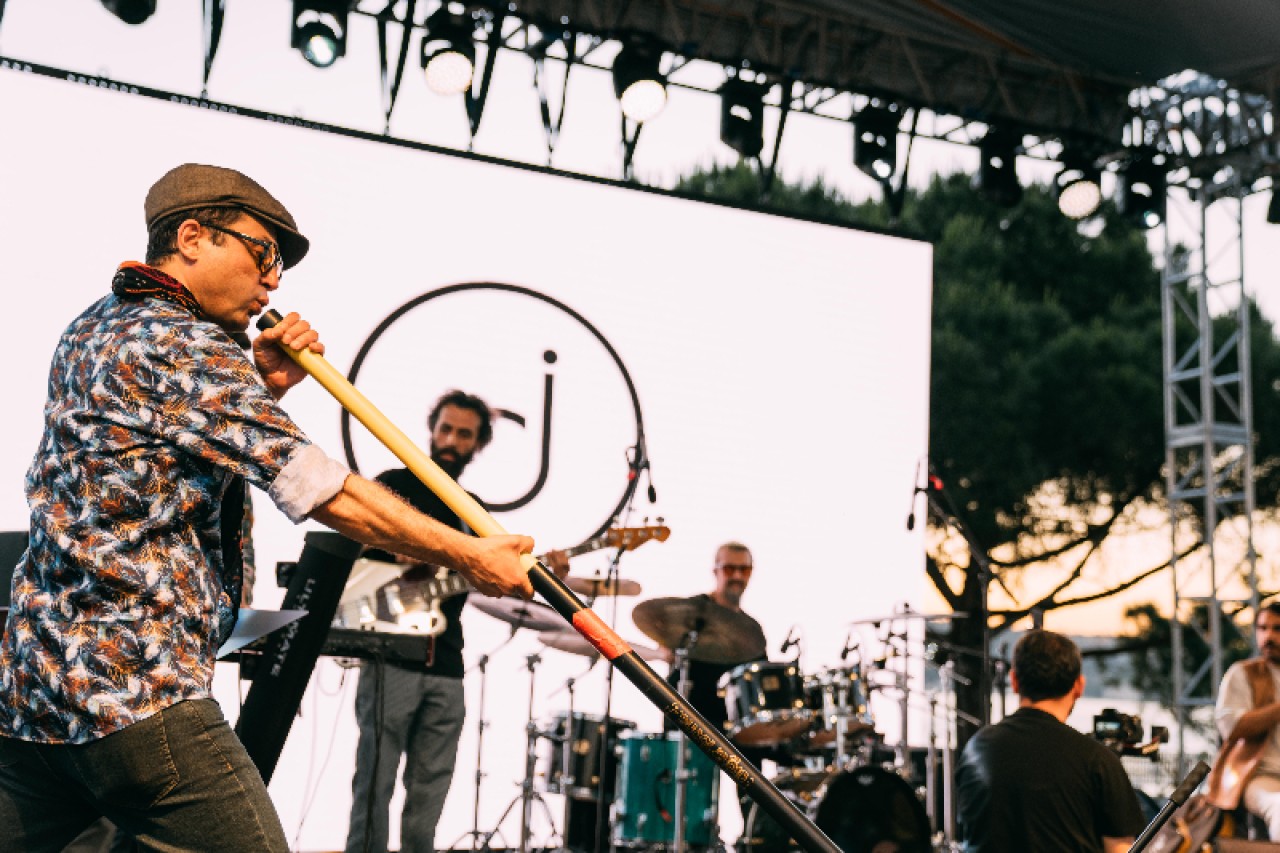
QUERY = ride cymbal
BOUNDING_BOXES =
[632,596,766,664]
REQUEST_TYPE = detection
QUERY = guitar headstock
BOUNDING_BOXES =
[601,525,671,552]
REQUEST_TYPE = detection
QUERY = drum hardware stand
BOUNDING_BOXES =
[990,650,1010,720]
[671,628,702,853]
[558,671,579,853]
[925,690,939,832]
[452,632,521,851]
[591,535,638,853]
[938,661,977,845]
[479,652,559,853]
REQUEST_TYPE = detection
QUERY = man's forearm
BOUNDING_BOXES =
[1228,702,1280,742]
[309,475,474,569]
[309,473,534,599]
[1102,837,1134,853]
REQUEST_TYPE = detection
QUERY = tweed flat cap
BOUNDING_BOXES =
[144,163,310,269]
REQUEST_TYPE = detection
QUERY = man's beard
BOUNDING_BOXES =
[431,445,473,478]
[721,582,745,607]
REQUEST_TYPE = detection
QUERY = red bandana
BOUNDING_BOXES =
[111,261,204,318]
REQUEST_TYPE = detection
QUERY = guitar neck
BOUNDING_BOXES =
[417,541,600,600]
[415,527,664,602]
[556,535,613,561]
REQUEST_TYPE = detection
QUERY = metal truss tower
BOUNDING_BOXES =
[1163,176,1259,769]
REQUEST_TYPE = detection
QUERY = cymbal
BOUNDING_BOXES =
[469,597,564,632]
[565,576,643,597]
[848,610,969,626]
[538,628,665,662]
[632,596,766,665]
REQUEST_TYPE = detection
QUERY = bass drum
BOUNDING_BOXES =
[741,767,932,853]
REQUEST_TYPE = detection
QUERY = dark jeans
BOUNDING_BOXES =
[0,698,289,853]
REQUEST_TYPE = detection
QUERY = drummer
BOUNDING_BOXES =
[659,541,773,820]
[660,541,765,733]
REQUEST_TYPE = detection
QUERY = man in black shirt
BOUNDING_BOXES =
[955,629,1144,853]
[343,390,566,853]
[661,541,770,831]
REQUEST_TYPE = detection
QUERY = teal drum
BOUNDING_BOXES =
[614,732,721,849]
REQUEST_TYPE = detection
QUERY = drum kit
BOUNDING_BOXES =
[457,584,967,853]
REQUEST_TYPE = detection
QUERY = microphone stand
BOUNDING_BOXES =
[920,472,1011,729]
[1127,761,1210,853]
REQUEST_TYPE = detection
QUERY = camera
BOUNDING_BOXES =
[1093,708,1167,758]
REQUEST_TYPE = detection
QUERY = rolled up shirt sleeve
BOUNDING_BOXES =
[1217,663,1252,741]
[268,443,350,522]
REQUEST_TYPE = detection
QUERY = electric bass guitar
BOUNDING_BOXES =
[336,524,670,636]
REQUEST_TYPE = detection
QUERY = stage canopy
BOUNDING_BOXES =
[514,0,1280,148]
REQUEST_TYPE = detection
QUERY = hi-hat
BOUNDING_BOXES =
[848,611,968,626]
[538,627,665,662]
[469,596,563,632]
[565,576,643,597]
[632,596,766,665]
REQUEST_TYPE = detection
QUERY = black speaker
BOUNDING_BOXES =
[235,530,362,782]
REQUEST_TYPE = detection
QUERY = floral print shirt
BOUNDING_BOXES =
[0,291,348,743]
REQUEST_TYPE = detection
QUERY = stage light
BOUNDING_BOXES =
[291,1,353,68]
[719,77,768,159]
[974,128,1023,207]
[420,7,476,95]
[613,40,667,122]
[1054,149,1102,219]
[101,0,156,25]
[852,100,901,181]
[1117,149,1167,229]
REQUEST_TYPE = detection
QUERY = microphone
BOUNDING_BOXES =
[779,626,800,656]
[839,632,858,662]
[1127,760,1210,853]
[907,458,923,531]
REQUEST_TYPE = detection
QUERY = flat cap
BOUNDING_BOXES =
[144,163,310,269]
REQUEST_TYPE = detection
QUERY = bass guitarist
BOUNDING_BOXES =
[343,389,569,853]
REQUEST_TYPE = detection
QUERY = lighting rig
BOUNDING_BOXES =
[3,2,1277,216]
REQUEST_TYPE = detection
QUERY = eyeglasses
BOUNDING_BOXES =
[203,223,284,280]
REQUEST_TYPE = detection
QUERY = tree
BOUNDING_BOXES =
[674,163,1280,744]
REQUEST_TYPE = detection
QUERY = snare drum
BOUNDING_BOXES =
[614,732,720,849]
[804,666,874,748]
[720,662,811,746]
[543,712,634,801]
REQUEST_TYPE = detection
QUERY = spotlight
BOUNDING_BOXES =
[1117,149,1167,229]
[291,1,353,68]
[613,40,667,123]
[852,99,901,181]
[101,0,156,25]
[974,128,1023,207]
[420,7,476,95]
[1054,148,1102,219]
[719,77,768,159]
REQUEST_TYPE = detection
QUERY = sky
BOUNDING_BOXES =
[0,0,1273,848]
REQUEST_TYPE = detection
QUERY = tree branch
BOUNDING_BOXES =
[926,555,962,610]
[991,541,1205,628]
[989,497,1132,570]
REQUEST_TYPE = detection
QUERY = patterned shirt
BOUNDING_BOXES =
[0,290,349,744]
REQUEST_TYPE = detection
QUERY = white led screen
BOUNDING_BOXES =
[0,68,932,849]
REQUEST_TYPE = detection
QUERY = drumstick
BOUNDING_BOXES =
[256,310,840,853]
